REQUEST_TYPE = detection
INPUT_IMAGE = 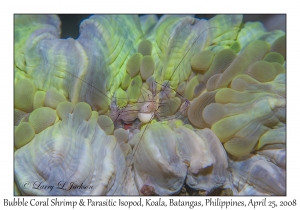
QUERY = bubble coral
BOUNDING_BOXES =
[14,14,286,195]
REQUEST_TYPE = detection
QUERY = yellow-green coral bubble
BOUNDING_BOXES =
[193,82,206,98]
[98,115,114,135]
[121,71,132,90]
[211,114,248,143]
[15,78,37,112]
[224,136,257,156]
[126,75,142,103]
[204,97,270,127]
[191,50,214,72]
[271,35,286,60]
[247,60,277,83]
[184,76,199,101]
[215,88,266,104]
[188,91,217,128]
[211,98,273,143]
[28,107,57,134]
[272,62,285,75]
[177,81,186,95]
[214,40,270,89]
[115,88,128,108]
[56,101,74,121]
[44,88,67,109]
[33,91,46,110]
[126,53,143,78]
[138,40,152,56]
[14,122,35,149]
[206,73,221,91]
[225,118,273,156]
[140,55,155,80]
[263,52,284,65]
[257,127,286,150]
[73,102,92,124]
[231,74,260,91]
[92,92,109,115]
[203,49,237,83]
[202,103,227,126]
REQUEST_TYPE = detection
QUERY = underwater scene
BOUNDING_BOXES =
[14,14,286,195]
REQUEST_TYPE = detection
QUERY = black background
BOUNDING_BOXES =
[57,14,286,39]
